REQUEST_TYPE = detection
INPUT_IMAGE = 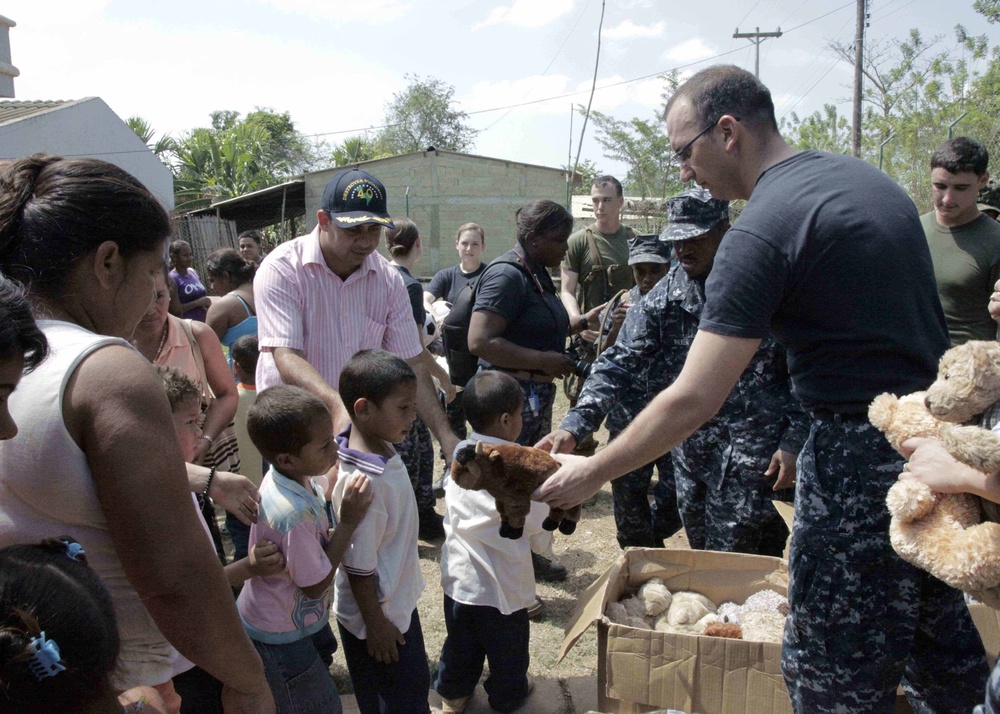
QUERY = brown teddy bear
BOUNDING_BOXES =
[869,341,1000,605]
[450,440,582,539]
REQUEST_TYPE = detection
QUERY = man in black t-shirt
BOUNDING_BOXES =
[537,65,987,713]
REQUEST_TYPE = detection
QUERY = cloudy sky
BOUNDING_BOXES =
[5,0,999,179]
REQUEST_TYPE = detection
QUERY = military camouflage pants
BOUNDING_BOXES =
[782,416,988,713]
[397,416,435,511]
[512,379,555,447]
[672,442,788,556]
[975,660,1000,714]
[607,428,682,548]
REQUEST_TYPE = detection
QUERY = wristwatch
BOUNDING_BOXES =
[577,316,588,333]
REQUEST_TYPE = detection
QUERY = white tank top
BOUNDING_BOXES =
[0,320,176,688]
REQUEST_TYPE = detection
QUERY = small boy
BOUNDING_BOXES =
[238,385,373,714]
[227,334,264,562]
[157,365,286,709]
[434,370,543,713]
[157,365,284,589]
[331,349,430,713]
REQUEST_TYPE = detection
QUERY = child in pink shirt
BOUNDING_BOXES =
[238,385,371,714]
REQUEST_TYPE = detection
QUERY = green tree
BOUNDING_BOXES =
[330,134,391,166]
[563,159,603,191]
[170,108,326,210]
[582,72,685,220]
[781,104,851,154]
[975,0,1000,24]
[820,27,995,210]
[377,74,477,155]
[172,123,276,211]
[126,115,175,166]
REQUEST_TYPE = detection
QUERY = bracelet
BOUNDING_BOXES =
[199,434,214,444]
[202,466,216,497]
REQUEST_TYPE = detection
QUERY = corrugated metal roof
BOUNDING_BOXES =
[0,98,89,126]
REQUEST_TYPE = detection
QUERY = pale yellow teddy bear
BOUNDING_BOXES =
[869,341,1000,606]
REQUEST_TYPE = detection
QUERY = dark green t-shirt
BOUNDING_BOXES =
[561,223,635,311]
[922,211,1000,345]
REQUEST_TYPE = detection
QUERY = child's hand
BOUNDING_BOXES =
[248,539,285,577]
[366,617,405,664]
[340,473,373,527]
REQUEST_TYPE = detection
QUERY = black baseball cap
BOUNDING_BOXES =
[321,168,394,229]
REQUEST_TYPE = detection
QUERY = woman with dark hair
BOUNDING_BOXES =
[237,231,264,266]
[0,155,273,713]
[169,239,212,323]
[468,200,603,445]
[386,218,456,541]
[204,248,257,354]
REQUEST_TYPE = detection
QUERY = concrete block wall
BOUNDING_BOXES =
[304,150,569,279]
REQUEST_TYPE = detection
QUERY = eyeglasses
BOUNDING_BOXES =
[671,116,741,164]
[672,123,716,164]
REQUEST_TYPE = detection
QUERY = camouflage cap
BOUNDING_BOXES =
[627,233,672,265]
[660,187,730,242]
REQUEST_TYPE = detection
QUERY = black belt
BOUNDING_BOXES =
[810,408,869,422]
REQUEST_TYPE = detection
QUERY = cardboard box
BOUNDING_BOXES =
[561,548,791,714]
[562,547,1000,714]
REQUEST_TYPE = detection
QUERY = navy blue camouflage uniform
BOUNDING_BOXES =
[562,264,807,554]
[692,149,987,712]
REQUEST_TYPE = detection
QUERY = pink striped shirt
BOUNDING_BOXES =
[255,227,422,392]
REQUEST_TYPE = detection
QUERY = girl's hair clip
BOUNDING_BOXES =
[58,537,86,563]
[28,632,66,680]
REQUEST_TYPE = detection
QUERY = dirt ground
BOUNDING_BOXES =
[324,387,690,694]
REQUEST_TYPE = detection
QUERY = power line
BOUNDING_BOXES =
[784,1,854,34]
[304,2,860,142]
[481,0,592,133]
[301,44,751,141]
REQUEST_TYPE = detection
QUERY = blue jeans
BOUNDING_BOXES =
[434,596,530,713]
[253,635,342,714]
[338,610,430,714]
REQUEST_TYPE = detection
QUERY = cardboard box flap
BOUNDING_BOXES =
[559,551,625,661]
[559,549,789,662]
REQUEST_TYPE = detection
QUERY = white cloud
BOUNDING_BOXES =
[603,19,664,40]
[662,37,717,65]
[473,0,574,31]
[8,10,393,142]
[256,0,411,24]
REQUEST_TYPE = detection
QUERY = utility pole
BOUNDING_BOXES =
[852,0,868,157]
[732,27,783,78]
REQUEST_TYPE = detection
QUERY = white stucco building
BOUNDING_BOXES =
[0,97,174,210]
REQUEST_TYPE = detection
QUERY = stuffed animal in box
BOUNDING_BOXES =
[451,441,582,539]
[869,340,1000,605]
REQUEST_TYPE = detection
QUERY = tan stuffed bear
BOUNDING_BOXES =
[869,341,1000,606]
[450,441,583,539]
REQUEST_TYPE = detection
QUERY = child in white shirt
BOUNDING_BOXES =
[435,370,546,713]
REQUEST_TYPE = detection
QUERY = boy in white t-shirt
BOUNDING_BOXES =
[332,349,430,713]
[434,370,544,713]
[238,385,372,714]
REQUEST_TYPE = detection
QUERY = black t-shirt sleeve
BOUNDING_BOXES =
[700,227,789,339]
[427,267,453,300]
[404,280,425,326]
[473,263,528,322]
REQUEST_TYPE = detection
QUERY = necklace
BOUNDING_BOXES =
[152,321,169,362]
